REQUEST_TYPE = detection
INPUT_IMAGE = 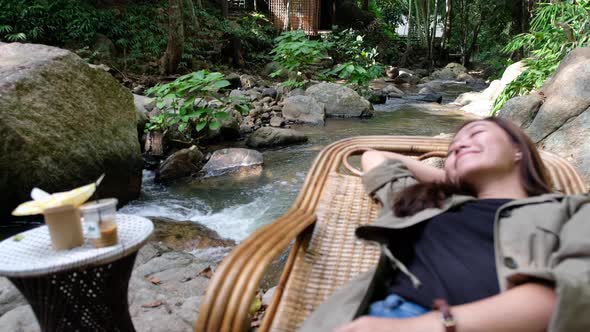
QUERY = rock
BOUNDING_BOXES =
[270,116,285,127]
[413,68,430,78]
[219,108,243,140]
[134,94,154,132]
[393,69,419,85]
[92,33,115,62]
[88,63,111,72]
[457,73,475,82]
[0,278,26,316]
[497,93,544,127]
[537,106,590,186]
[409,93,443,104]
[201,148,263,177]
[229,89,248,104]
[150,217,236,251]
[264,62,285,78]
[240,75,258,89]
[261,87,278,99]
[262,286,277,307]
[155,146,204,182]
[128,242,222,332]
[246,89,262,102]
[0,42,142,217]
[240,124,255,134]
[246,127,308,148]
[456,61,527,116]
[226,73,241,89]
[418,86,436,95]
[385,66,399,79]
[526,47,590,142]
[0,305,38,332]
[367,93,387,104]
[305,83,373,118]
[288,88,306,97]
[282,95,326,125]
[431,62,467,80]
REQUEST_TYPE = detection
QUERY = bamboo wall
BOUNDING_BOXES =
[268,0,320,35]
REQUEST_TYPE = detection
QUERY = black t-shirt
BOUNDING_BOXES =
[387,199,511,308]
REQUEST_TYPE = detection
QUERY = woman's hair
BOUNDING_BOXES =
[393,117,552,217]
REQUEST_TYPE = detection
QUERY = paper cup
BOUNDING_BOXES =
[43,205,84,250]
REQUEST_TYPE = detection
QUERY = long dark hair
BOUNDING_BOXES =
[393,117,553,217]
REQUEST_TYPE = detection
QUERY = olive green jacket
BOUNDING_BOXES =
[300,159,590,332]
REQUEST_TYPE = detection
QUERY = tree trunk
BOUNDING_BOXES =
[400,0,413,66]
[441,0,452,48]
[184,0,199,34]
[160,0,185,75]
[221,0,228,17]
[464,8,483,68]
[428,0,439,70]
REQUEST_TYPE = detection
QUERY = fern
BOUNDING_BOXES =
[492,0,590,115]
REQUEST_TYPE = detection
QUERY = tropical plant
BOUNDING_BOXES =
[145,70,249,138]
[323,30,384,86]
[270,30,332,80]
[492,0,590,115]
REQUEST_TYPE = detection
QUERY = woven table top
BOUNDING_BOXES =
[0,214,153,277]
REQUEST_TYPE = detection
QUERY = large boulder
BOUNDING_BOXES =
[499,48,590,185]
[525,48,590,142]
[0,43,142,217]
[155,146,204,182]
[393,68,420,85]
[282,95,325,125]
[455,61,527,116]
[245,127,308,148]
[305,83,373,118]
[537,106,590,186]
[497,92,544,128]
[431,62,467,80]
[201,148,263,177]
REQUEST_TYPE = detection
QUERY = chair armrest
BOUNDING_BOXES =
[195,208,316,332]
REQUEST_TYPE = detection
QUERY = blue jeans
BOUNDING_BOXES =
[368,294,429,318]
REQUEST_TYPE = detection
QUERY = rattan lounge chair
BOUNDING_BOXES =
[195,136,588,332]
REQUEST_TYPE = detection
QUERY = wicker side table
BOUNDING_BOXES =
[0,214,153,332]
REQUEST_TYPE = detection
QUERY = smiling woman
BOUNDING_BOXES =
[300,117,590,332]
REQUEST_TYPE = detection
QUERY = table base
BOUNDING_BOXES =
[10,252,138,332]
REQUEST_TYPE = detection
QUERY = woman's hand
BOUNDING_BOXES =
[334,313,440,332]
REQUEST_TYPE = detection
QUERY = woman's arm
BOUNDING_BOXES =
[335,282,556,332]
[361,150,445,184]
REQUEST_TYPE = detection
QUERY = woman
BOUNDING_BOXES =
[300,117,590,332]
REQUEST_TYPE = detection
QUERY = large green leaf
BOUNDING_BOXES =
[208,120,221,130]
[213,111,229,120]
[196,120,207,132]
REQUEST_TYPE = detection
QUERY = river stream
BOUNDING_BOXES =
[121,81,478,241]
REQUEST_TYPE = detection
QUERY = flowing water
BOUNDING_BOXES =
[121,84,478,242]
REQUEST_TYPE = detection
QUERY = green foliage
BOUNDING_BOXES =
[270,30,332,79]
[323,30,384,86]
[0,1,166,71]
[492,0,590,115]
[145,70,249,138]
[0,0,113,44]
[192,10,276,67]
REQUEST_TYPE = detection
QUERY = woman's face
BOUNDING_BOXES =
[444,121,521,186]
